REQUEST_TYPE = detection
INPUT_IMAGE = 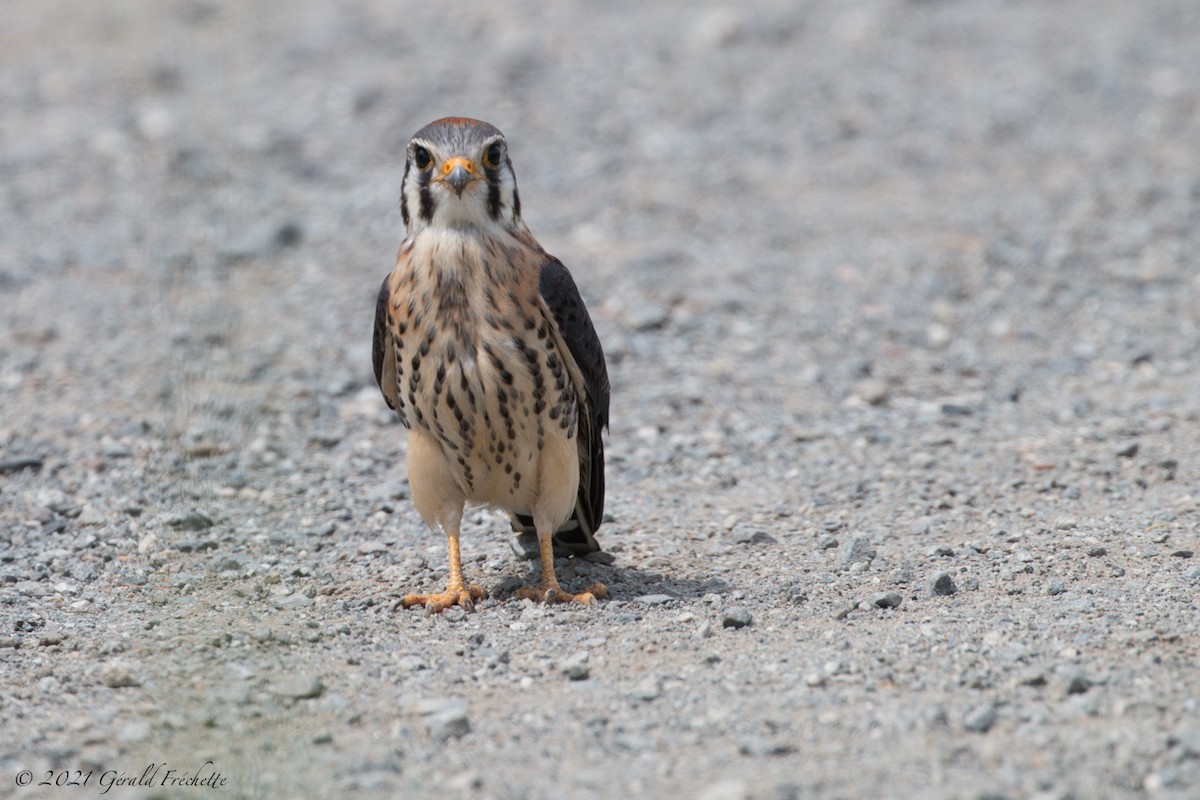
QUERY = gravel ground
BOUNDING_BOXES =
[3,1,1200,798]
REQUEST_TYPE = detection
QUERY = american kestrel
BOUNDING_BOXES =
[372,117,610,612]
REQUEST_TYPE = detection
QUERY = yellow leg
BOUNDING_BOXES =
[515,528,606,605]
[401,529,486,612]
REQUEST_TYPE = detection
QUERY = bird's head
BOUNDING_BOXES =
[400,117,522,235]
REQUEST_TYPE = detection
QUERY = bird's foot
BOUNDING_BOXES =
[401,583,486,613]
[516,582,607,606]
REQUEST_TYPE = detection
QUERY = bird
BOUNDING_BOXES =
[372,117,610,612]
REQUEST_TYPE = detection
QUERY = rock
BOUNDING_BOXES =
[356,540,387,556]
[427,704,472,740]
[1170,549,1194,559]
[872,592,902,609]
[77,504,106,526]
[635,594,675,605]
[738,736,795,757]
[838,536,876,567]
[854,379,890,406]
[1116,442,1139,458]
[406,698,471,741]
[561,651,590,681]
[272,675,325,700]
[176,539,218,553]
[816,534,839,551]
[731,526,776,545]
[169,512,214,531]
[137,533,159,554]
[630,678,662,702]
[1061,669,1092,695]
[930,571,957,596]
[37,489,79,514]
[0,457,43,475]
[100,665,141,689]
[721,607,753,629]
[624,300,671,331]
[1046,579,1066,596]
[396,655,428,672]
[964,704,997,733]
[275,593,314,610]
[890,564,915,584]
[1086,546,1106,557]
[583,550,616,565]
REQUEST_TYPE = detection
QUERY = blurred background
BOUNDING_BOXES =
[4,1,1198,469]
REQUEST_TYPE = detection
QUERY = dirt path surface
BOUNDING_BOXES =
[3,2,1200,798]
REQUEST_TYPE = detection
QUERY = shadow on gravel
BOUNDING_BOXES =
[490,558,730,604]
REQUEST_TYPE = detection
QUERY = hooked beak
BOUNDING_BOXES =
[441,157,477,195]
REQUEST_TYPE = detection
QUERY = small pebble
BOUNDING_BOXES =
[561,651,590,681]
[1086,546,1106,557]
[272,675,325,700]
[631,678,662,702]
[636,594,675,605]
[1062,669,1092,695]
[872,592,902,609]
[100,666,141,689]
[1047,579,1066,596]
[721,607,753,629]
[838,536,876,567]
[964,704,997,733]
[930,571,957,596]
[427,706,471,742]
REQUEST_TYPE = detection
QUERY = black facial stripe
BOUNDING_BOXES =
[400,159,411,227]
[418,165,434,222]
[485,166,502,219]
[508,158,520,218]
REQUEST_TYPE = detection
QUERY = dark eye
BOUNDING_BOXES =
[483,142,503,169]
[412,146,432,169]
